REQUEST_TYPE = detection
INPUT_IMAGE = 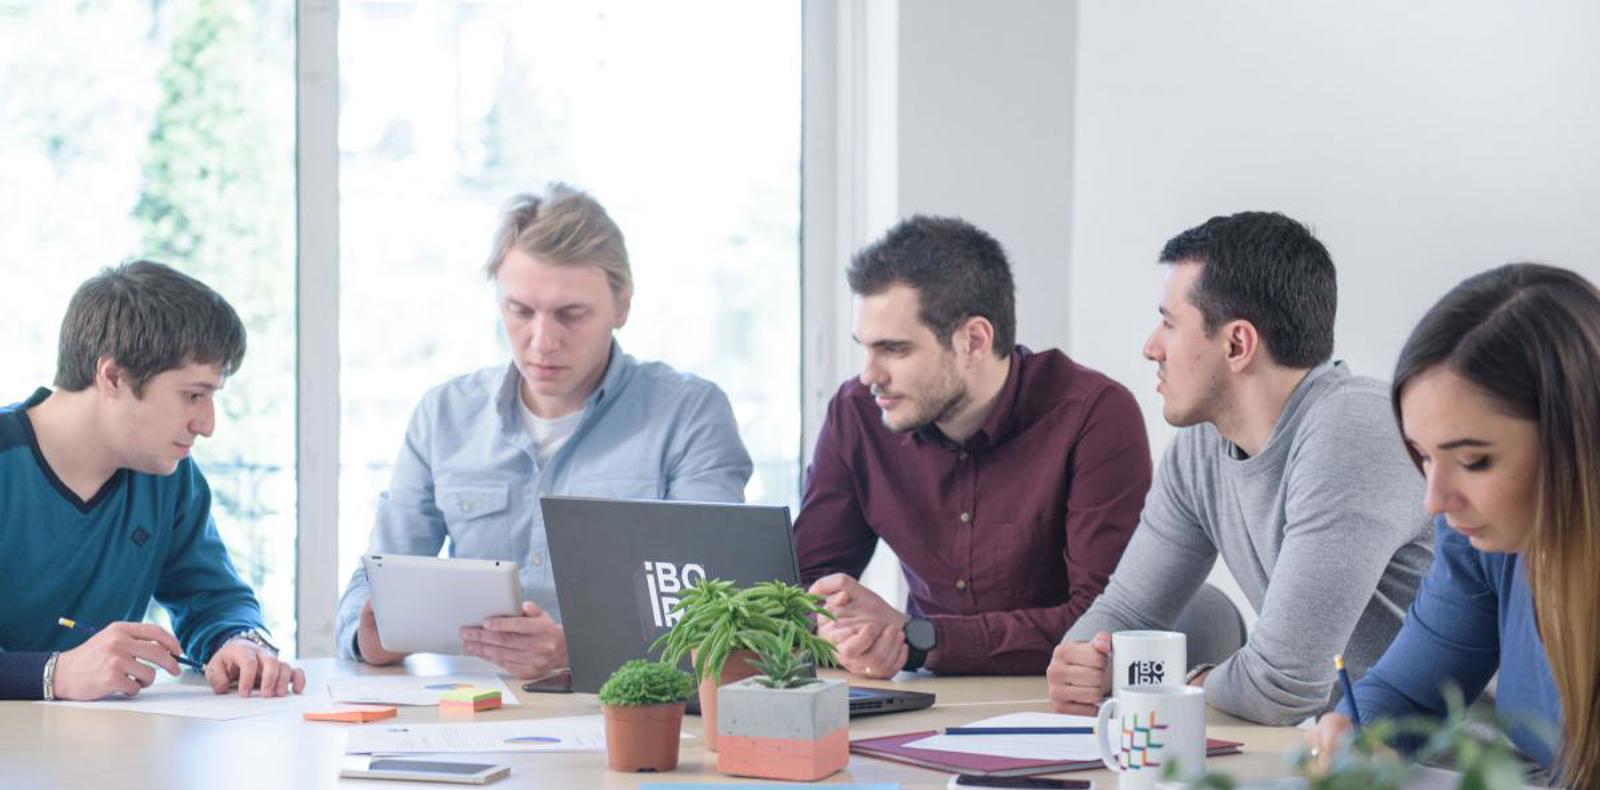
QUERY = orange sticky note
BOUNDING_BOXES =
[302,705,398,723]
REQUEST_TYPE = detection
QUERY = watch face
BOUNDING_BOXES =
[906,618,937,651]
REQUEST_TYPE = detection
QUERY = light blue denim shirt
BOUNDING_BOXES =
[335,342,753,658]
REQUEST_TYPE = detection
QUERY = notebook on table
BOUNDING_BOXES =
[850,730,1244,778]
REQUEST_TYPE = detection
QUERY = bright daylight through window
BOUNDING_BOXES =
[1,0,800,652]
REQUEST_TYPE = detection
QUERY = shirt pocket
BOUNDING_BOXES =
[437,484,513,557]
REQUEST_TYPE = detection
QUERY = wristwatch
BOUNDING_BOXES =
[227,628,280,655]
[903,617,937,672]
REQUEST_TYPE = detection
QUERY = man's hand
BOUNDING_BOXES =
[460,601,568,679]
[831,621,909,679]
[51,622,183,701]
[1047,631,1112,715]
[207,638,306,698]
[809,574,908,678]
[356,599,409,666]
[810,572,904,634]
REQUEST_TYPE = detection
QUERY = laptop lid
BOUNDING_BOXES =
[542,495,802,693]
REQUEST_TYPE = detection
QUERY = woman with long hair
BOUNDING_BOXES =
[1306,263,1600,787]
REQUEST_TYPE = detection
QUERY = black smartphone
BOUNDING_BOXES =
[520,677,574,693]
[952,775,1093,790]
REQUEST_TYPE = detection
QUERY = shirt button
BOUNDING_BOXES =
[530,554,544,567]
[959,512,971,523]
[460,501,473,513]
[955,579,968,591]
[958,452,969,462]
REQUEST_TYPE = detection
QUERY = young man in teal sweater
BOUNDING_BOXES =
[0,260,303,701]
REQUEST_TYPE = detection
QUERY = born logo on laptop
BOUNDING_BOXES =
[641,560,706,628]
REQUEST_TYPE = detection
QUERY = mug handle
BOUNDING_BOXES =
[1096,697,1122,773]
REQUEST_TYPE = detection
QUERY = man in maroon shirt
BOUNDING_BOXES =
[797,216,1152,677]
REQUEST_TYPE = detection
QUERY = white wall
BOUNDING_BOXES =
[1070,0,1600,456]
[1065,0,1600,622]
[898,0,1077,351]
[881,0,1600,625]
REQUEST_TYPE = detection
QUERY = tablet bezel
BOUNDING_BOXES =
[362,554,521,655]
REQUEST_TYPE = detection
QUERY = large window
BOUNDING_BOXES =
[336,1,803,578]
[2,0,802,655]
[0,1,297,644]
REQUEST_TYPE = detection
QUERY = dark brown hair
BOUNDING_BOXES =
[54,260,246,396]
[847,215,1016,355]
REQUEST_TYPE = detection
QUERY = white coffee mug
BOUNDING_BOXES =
[1112,630,1187,696]
[1096,684,1206,790]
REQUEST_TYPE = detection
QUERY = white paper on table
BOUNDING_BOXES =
[344,715,612,754]
[40,676,327,721]
[325,674,519,706]
[904,712,1102,761]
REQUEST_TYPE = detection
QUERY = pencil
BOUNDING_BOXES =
[944,726,1095,735]
[57,617,205,671]
[1336,654,1362,732]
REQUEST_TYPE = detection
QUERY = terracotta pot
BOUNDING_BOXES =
[695,648,763,752]
[602,701,686,773]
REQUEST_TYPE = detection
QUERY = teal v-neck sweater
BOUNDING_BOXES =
[0,388,266,699]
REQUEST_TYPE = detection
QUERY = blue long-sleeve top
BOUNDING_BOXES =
[334,341,754,658]
[0,388,268,700]
[1338,518,1561,770]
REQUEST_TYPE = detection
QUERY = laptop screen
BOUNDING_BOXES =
[541,496,801,693]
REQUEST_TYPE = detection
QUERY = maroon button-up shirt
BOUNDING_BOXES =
[795,347,1152,675]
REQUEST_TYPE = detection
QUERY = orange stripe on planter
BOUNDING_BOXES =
[716,725,849,782]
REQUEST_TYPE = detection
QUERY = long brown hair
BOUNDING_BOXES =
[1392,263,1600,787]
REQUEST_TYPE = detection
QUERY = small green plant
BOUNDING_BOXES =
[598,659,695,707]
[650,578,838,683]
[745,630,822,690]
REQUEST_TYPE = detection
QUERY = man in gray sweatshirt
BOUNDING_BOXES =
[1047,212,1433,726]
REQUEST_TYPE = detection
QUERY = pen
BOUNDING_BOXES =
[1335,654,1362,733]
[57,617,205,671]
[944,726,1095,735]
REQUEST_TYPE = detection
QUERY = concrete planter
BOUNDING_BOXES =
[715,677,848,782]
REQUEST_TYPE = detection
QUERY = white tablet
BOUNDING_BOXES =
[363,554,521,655]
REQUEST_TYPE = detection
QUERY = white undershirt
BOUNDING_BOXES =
[517,397,586,467]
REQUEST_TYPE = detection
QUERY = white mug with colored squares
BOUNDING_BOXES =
[1095,684,1206,789]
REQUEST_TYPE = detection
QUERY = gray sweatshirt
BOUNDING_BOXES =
[1064,362,1433,725]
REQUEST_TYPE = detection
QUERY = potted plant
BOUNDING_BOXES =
[651,578,838,751]
[598,659,695,773]
[715,633,850,781]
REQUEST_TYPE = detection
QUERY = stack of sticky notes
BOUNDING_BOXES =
[439,687,503,715]
[303,705,398,723]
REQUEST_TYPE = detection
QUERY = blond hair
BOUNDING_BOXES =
[483,183,632,297]
[1393,263,1600,788]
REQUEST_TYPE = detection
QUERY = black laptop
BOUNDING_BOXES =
[541,495,935,717]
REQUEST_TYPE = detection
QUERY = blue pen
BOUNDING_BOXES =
[944,726,1095,735]
[57,617,205,671]
[1335,654,1362,732]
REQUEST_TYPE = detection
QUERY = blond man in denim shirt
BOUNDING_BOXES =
[335,184,752,680]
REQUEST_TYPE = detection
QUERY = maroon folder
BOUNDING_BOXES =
[850,730,1244,778]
